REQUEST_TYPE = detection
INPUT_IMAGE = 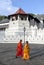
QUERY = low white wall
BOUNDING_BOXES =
[0,39,44,44]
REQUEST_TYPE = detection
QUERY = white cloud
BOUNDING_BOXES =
[0,0,18,16]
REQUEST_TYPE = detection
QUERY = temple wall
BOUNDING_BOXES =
[0,19,44,44]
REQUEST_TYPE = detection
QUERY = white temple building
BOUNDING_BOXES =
[0,8,44,44]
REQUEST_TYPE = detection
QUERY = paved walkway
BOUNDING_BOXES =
[0,43,44,65]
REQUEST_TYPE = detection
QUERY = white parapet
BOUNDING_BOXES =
[0,19,44,44]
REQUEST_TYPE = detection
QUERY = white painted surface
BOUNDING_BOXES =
[0,18,44,44]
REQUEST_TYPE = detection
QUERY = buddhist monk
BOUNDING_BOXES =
[16,40,23,58]
[22,41,30,60]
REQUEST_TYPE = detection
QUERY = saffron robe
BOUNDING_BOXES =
[23,43,30,60]
[16,42,23,57]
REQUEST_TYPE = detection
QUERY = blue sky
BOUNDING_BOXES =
[0,0,44,16]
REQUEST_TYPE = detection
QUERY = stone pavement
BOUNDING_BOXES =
[0,43,44,65]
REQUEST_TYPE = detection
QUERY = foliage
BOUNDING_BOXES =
[0,16,8,21]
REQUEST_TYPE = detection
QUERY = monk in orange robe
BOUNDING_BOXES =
[22,41,30,60]
[16,40,23,58]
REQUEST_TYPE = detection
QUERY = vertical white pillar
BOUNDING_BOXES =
[34,25,37,37]
[27,16,28,21]
[40,17,43,28]
[18,15,21,20]
[18,15,19,20]
[40,20,43,28]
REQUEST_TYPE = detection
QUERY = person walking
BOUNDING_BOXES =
[22,41,30,60]
[16,40,23,58]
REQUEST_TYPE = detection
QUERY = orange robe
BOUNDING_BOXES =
[16,42,23,57]
[23,43,30,60]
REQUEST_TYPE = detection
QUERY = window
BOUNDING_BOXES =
[12,18,14,21]
[21,17,23,20]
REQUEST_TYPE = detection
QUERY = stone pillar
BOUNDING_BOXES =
[40,20,43,29]
[40,17,43,28]
[27,16,30,27]
[33,19,35,26]
[34,25,37,37]
[18,15,21,20]
[27,16,28,21]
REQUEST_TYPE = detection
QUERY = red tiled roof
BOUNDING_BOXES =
[15,8,26,14]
